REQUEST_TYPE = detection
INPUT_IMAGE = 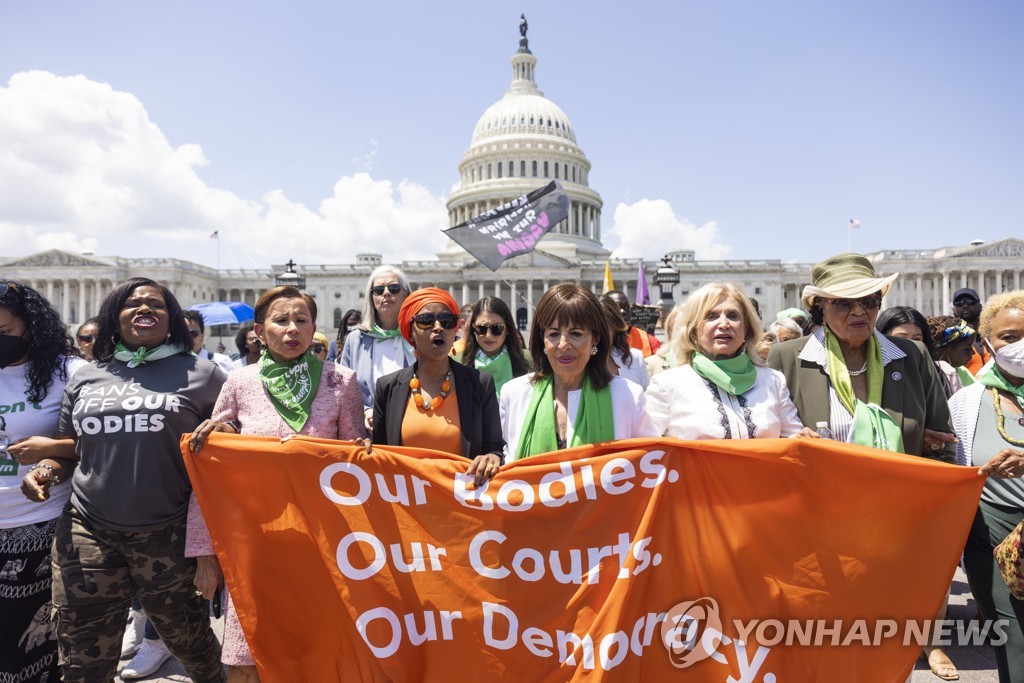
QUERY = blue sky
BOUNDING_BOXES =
[1,1,1020,269]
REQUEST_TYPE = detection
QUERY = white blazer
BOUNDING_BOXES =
[645,364,803,439]
[500,375,658,461]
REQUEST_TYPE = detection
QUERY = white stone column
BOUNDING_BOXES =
[995,270,1003,295]
[960,271,968,290]
[494,281,501,299]
[46,280,54,304]
[977,271,986,302]
[76,281,86,325]
[932,276,941,317]
[1014,270,1021,291]
[915,274,923,313]
[942,272,950,312]
[510,282,518,310]
[61,281,70,323]
[478,281,484,299]
[526,280,534,318]
[462,283,469,305]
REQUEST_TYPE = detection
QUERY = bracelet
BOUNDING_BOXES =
[28,463,61,485]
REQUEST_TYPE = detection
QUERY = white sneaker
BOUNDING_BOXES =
[120,608,147,658]
[121,638,171,679]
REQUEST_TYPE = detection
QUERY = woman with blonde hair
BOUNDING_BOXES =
[646,282,805,439]
[950,290,1024,682]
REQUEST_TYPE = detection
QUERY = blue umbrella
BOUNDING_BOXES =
[189,301,255,327]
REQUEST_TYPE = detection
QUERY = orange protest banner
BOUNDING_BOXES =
[182,436,984,681]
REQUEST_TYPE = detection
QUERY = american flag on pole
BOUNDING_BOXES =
[849,218,861,229]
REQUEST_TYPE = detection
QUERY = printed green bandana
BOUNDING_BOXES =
[516,375,613,459]
[259,351,323,432]
[113,343,185,368]
[691,351,757,396]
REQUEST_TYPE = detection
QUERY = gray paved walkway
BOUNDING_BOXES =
[124,569,1001,682]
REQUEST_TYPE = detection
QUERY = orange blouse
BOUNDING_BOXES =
[400,388,462,455]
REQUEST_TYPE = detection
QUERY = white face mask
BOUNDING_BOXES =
[989,338,1024,379]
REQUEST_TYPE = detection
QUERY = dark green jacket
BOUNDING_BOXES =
[767,333,955,461]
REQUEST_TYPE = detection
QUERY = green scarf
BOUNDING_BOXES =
[113,342,185,368]
[258,351,323,432]
[516,375,614,459]
[825,328,883,415]
[475,348,513,394]
[691,351,757,395]
[850,401,905,453]
[362,324,402,340]
[977,364,1024,410]
[955,365,976,389]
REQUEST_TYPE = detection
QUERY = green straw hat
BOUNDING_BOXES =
[801,253,898,309]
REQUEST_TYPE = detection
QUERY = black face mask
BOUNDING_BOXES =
[0,335,30,369]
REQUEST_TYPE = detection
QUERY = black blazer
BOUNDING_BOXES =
[372,359,505,462]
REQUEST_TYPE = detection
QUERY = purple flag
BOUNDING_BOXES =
[635,261,651,305]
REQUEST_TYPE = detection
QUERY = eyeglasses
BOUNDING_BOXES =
[0,282,18,297]
[77,334,95,343]
[309,343,325,354]
[189,330,202,338]
[822,295,882,312]
[412,312,458,330]
[371,284,403,296]
[953,298,979,307]
[473,323,506,337]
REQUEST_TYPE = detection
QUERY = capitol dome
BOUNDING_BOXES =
[442,22,607,264]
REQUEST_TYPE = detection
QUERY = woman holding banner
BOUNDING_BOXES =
[187,285,365,683]
[458,296,531,396]
[951,290,1024,682]
[28,278,226,683]
[644,283,805,439]
[341,266,416,429]
[500,283,657,460]
[372,288,503,486]
[767,253,956,459]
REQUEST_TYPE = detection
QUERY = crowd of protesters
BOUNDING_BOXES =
[2,250,1023,682]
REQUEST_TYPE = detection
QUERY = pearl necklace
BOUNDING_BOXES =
[410,370,452,411]
[848,361,868,377]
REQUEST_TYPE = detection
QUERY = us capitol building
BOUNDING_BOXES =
[3,22,1022,336]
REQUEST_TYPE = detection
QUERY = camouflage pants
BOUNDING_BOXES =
[51,505,225,683]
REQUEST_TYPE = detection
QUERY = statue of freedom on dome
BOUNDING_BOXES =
[518,14,530,52]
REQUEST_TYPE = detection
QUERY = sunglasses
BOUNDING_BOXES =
[823,294,882,312]
[0,282,18,297]
[77,334,95,343]
[953,298,979,307]
[473,323,506,337]
[309,343,326,353]
[371,284,403,296]
[189,330,202,338]
[412,312,458,330]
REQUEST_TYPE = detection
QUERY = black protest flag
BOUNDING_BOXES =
[443,181,569,271]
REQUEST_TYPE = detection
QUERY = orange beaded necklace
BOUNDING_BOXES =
[410,370,453,411]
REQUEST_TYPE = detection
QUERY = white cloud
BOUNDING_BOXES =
[0,71,449,268]
[606,199,732,260]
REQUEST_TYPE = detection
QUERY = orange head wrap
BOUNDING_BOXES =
[397,288,460,345]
